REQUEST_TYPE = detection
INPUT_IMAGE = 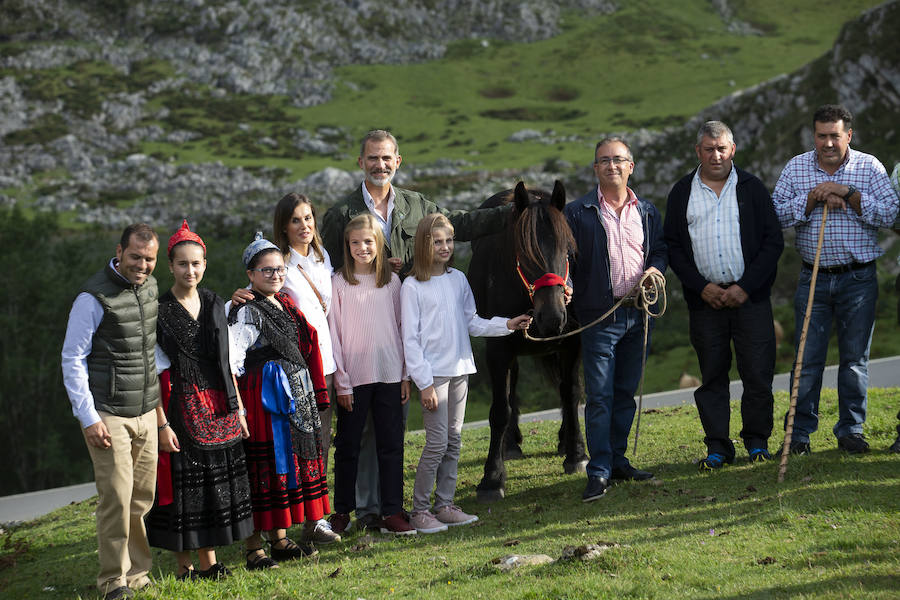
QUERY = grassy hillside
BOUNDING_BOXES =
[1,390,898,599]
[1,0,884,193]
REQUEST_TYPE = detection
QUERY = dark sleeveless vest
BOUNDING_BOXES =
[81,263,160,417]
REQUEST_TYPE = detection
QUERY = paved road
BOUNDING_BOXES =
[4,356,900,524]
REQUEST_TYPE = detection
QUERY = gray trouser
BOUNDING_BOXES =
[412,376,468,513]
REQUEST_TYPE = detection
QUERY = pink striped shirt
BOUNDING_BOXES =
[328,271,405,396]
[599,186,645,298]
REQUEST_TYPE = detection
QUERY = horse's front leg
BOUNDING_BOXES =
[502,358,525,460]
[477,341,513,503]
[559,339,588,474]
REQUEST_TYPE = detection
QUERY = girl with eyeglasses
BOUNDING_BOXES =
[226,233,331,570]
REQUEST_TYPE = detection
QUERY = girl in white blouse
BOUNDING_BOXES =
[400,214,531,534]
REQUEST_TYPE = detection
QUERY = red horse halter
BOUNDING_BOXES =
[515,258,569,302]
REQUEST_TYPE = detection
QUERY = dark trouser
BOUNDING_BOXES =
[689,298,775,459]
[333,382,404,516]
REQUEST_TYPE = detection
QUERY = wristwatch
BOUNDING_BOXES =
[843,184,857,201]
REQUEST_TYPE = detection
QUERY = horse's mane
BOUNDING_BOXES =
[514,190,575,273]
[470,185,574,317]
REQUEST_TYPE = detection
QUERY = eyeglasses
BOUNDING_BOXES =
[595,156,631,166]
[252,267,287,278]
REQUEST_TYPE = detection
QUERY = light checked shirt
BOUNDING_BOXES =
[599,186,645,298]
[687,164,744,284]
[773,148,898,266]
[361,182,396,245]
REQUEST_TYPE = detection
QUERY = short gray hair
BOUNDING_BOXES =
[594,136,633,162]
[696,121,734,146]
[359,129,399,158]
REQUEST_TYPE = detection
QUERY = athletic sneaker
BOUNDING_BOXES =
[410,511,448,534]
[698,453,733,471]
[302,519,341,544]
[435,505,479,526]
[380,512,417,535]
[748,448,771,463]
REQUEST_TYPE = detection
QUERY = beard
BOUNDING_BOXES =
[366,169,395,187]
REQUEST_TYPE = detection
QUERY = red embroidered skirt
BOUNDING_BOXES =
[238,365,330,531]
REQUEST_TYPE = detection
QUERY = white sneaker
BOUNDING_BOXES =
[410,510,448,534]
[434,505,478,526]
[301,518,341,544]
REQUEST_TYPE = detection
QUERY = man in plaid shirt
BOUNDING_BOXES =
[773,104,899,455]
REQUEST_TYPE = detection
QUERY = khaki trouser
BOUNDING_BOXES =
[84,410,158,594]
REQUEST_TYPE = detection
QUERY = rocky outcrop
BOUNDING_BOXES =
[1,0,617,105]
[0,1,897,231]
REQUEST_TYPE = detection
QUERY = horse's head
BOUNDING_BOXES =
[512,180,575,337]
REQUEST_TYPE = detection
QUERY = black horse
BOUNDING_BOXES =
[468,181,588,503]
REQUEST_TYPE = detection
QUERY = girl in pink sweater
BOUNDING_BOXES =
[327,214,413,535]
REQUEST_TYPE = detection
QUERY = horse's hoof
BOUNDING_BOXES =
[563,458,588,475]
[476,488,505,503]
[503,446,525,460]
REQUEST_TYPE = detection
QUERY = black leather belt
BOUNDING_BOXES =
[802,260,873,274]
[615,296,638,308]
[716,282,736,289]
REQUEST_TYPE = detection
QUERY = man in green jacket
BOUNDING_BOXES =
[320,129,511,530]
[321,129,512,278]
[61,224,161,600]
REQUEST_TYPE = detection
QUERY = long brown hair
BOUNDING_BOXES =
[411,213,454,282]
[273,192,324,262]
[340,214,392,287]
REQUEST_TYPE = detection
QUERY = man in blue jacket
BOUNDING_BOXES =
[664,121,783,470]
[564,137,667,502]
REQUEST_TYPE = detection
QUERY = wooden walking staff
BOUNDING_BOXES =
[778,204,829,482]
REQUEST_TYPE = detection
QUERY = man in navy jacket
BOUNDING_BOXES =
[664,121,783,469]
[564,137,667,502]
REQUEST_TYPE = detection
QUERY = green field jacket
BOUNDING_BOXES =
[321,184,512,278]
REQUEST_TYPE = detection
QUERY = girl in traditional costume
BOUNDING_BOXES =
[231,193,340,545]
[228,234,331,570]
[147,220,254,581]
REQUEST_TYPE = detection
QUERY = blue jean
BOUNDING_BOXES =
[581,306,648,479]
[787,263,877,442]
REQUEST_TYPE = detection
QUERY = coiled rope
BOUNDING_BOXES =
[523,269,668,456]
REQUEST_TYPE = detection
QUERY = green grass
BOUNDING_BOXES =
[2,388,898,599]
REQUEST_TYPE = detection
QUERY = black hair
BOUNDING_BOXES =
[120,223,158,250]
[813,104,853,128]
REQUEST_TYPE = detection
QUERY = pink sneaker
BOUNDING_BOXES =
[410,511,448,534]
[379,512,417,535]
[435,505,478,526]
